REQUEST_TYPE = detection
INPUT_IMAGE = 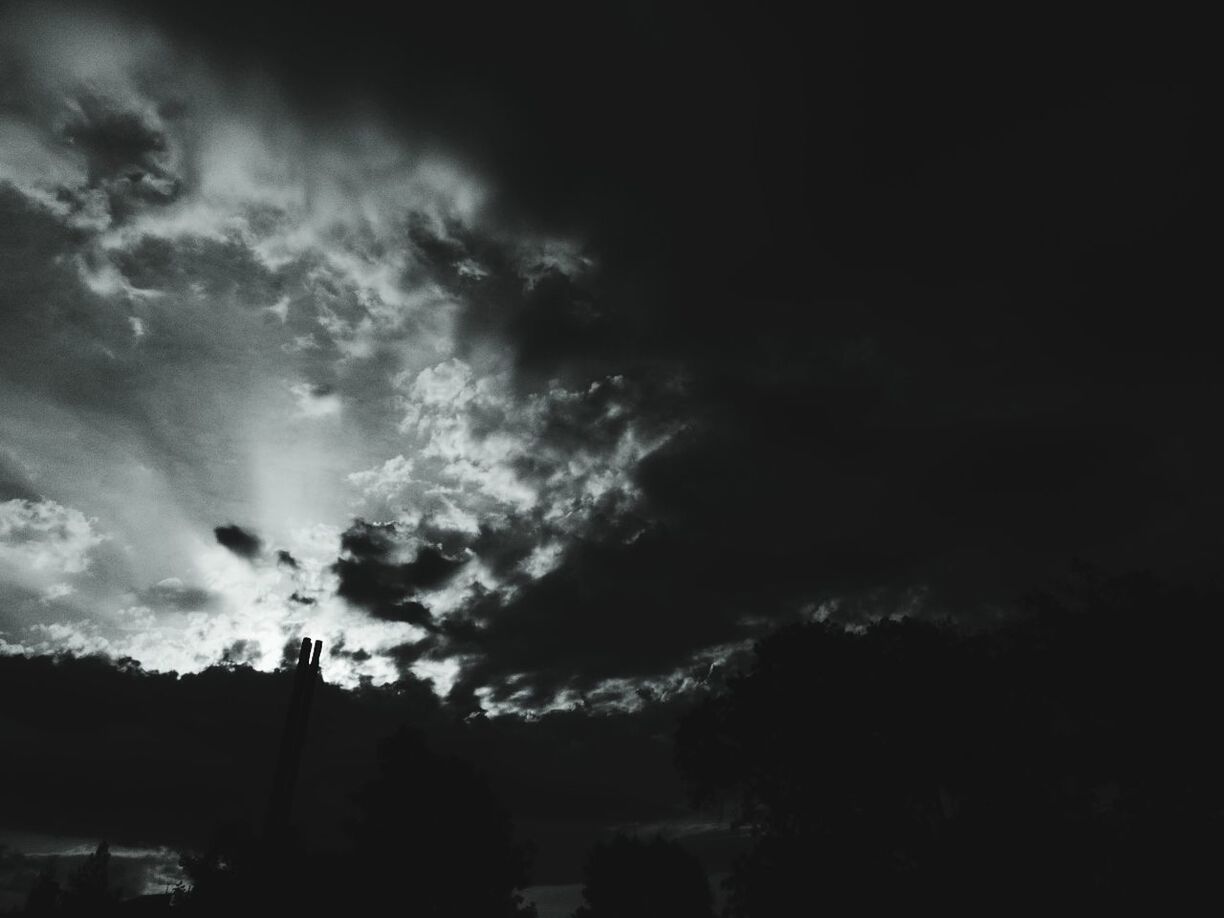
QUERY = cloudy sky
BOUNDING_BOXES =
[0,2,1215,711]
[0,0,1214,908]
[0,2,687,702]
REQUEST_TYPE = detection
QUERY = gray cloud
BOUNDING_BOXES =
[136,578,219,612]
[213,525,262,561]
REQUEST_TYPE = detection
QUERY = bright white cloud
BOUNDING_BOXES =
[0,6,669,702]
[0,499,104,577]
[347,455,415,501]
[383,359,665,523]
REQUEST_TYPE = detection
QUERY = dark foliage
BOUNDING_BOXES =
[6,574,1224,915]
[174,822,262,912]
[0,651,690,890]
[18,843,123,915]
[21,865,60,915]
[676,574,1224,913]
[163,729,537,918]
[61,844,119,914]
[343,727,536,918]
[572,835,713,918]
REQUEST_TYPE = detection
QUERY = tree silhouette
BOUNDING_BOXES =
[175,821,264,912]
[675,575,1224,914]
[21,862,60,915]
[343,727,537,918]
[61,842,118,915]
[166,724,538,917]
[677,619,959,913]
[572,834,713,918]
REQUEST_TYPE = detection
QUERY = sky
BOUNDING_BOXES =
[1,2,1214,710]
[0,0,1215,903]
[0,1,688,701]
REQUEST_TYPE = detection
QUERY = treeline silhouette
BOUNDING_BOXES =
[676,572,1224,913]
[10,727,539,917]
[174,726,538,917]
[4,572,1223,914]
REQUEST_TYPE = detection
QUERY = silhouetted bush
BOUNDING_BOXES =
[572,834,713,918]
[676,574,1224,914]
[175,822,263,911]
[343,727,537,917]
[166,726,537,917]
[21,864,60,915]
[60,844,118,915]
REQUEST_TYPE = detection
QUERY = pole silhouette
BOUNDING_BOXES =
[265,637,322,840]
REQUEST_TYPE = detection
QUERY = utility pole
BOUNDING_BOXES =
[265,637,322,840]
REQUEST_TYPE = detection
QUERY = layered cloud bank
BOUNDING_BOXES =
[1,3,1213,710]
[0,5,682,704]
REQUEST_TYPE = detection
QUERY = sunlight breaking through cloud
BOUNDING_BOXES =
[0,5,677,702]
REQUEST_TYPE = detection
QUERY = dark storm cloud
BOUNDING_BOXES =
[213,525,262,560]
[63,95,167,183]
[285,6,1210,705]
[219,639,262,667]
[332,520,466,625]
[60,92,181,218]
[276,550,299,569]
[10,3,1216,707]
[0,33,183,229]
[406,225,616,387]
[337,521,397,561]
[430,528,758,709]
[327,637,371,664]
